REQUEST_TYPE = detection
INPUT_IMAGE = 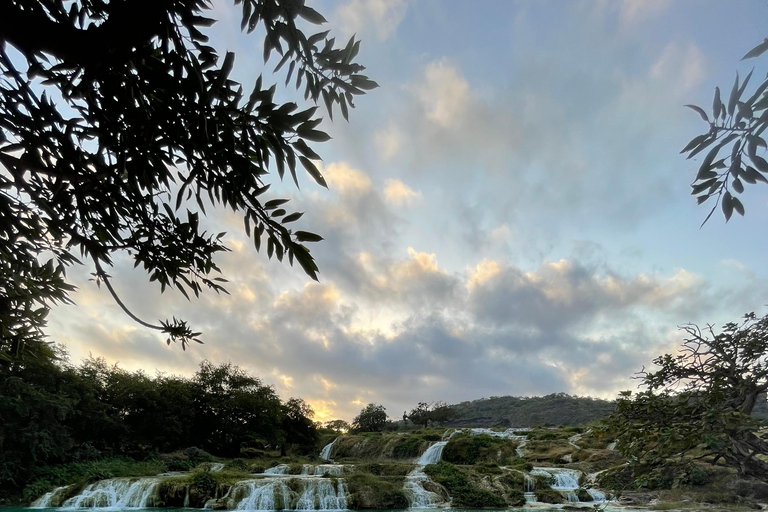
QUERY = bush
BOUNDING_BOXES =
[345,473,408,509]
[392,437,423,459]
[422,462,506,508]
[506,489,526,507]
[442,434,518,465]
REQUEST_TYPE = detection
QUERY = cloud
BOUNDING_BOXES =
[410,59,472,128]
[650,42,707,92]
[322,162,372,196]
[375,124,403,160]
[334,0,410,41]
[384,179,422,206]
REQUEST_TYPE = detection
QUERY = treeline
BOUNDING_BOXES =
[445,393,616,427]
[0,344,317,495]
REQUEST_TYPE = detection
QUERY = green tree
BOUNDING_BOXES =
[280,397,318,455]
[0,0,376,356]
[324,419,351,433]
[683,38,768,224]
[603,313,768,478]
[352,403,387,432]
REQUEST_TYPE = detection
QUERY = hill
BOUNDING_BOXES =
[445,393,616,427]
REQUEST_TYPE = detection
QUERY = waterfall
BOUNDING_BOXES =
[313,465,343,476]
[210,463,225,472]
[416,442,447,465]
[319,438,338,461]
[587,488,606,502]
[403,470,444,508]
[228,478,347,510]
[60,477,160,508]
[264,464,290,475]
[31,486,70,508]
[530,467,581,503]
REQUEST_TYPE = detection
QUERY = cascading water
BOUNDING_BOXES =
[319,438,338,461]
[587,488,606,502]
[530,468,581,503]
[59,477,160,508]
[264,464,290,475]
[31,486,70,508]
[228,478,347,510]
[402,441,450,508]
[416,441,447,466]
[210,463,225,472]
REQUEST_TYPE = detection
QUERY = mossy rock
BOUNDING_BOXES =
[346,472,407,509]
[534,487,564,504]
[505,489,526,507]
[576,488,593,502]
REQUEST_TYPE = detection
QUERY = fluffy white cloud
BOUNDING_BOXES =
[334,0,410,41]
[384,179,422,206]
[410,59,472,128]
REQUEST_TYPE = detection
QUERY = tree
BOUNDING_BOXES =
[683,38,768,224]
[0,0,376,357]
[603,313,768,478]
[408,401,453,428]
[352,403,387,432]
[408,402,431,428]
[324,419,351,433]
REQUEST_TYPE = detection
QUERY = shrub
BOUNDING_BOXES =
[392,437,423,459]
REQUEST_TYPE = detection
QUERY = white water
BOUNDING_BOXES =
[60,477,160,508]
[587,488,606,502]
[319,438,338,461]
[416,442,447,466]
[229,478,347,510]
[403,470,445,508]
[210,463,225,472]
[264,464,290,475]
[530,467,582,503]
[31,486,69,508]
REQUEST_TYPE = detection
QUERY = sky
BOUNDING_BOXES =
[48,0,768,423]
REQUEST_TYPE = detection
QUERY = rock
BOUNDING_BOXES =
[729,479,768,500]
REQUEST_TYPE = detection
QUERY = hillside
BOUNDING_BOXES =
[445,393,616,427]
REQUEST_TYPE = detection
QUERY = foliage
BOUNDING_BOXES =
[324,420,351,433]
[442,433,519,465]
[407,401,452,428]
[0,0,376,355]
[683,37,768,224]
[0,351,317,495]
[352,403,388,433]
[345,472,408,509]
[423,462,507,508]
[603,313,768,478]
[446,393,615,428]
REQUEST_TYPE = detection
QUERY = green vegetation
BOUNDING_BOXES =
[345,472,408,509]
[423,462,509,508]
[442,433,519,465]
[352,404,388,433]
[0,353,318,502]
[603,313,768,478]
[0,0,375,356]
[446,393,615,428]
[534,487,563,504]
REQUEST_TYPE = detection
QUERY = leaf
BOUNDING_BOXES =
[282,212,304,223]
[742,38,768,60]
[299,6,327,25]
[722,191,734,222]
[713,87,722,116]
[732,196,745,216]
[300,156,327,188]
[681,134,709,155]
[728,73,740,116]
[684,104,708,122]
[732,178,744,194]
[295,231,324,242]
[264,198,289,209]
